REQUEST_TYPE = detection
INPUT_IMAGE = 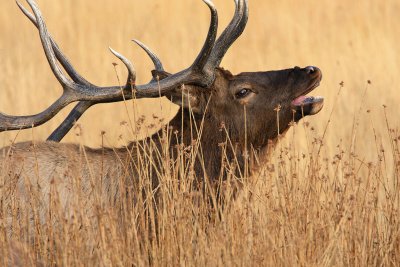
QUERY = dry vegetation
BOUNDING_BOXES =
[0,0,399,266]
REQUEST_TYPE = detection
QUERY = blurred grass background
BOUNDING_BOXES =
[0,0,399,160]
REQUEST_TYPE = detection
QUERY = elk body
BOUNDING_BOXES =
[0,0,323,228]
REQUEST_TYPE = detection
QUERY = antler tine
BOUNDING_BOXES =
[205,0,248,70]
[16,1,93,87]
[190,0,218,72]
[109,47,137,86]
[47,101,93,142]
[26,0,74,89]
[133,40,164,71]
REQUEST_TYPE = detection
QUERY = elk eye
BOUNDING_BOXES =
[235,88,251,99]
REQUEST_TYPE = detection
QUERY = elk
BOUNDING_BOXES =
[0,0,323,226]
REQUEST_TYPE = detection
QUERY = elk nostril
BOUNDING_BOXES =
[305,66,315,74]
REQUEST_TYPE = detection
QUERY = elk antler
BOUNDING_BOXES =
[0,0,248,142]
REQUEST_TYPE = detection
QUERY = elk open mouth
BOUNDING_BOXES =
[291,95,324,117]
[291,79,324,118]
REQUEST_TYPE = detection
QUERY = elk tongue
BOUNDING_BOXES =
[291,95,308,106]
[291,96,324,118]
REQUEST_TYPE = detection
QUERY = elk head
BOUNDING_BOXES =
[0,0,323,174]
[165,66,323,150]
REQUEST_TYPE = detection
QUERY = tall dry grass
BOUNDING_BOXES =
[0,0,399,266]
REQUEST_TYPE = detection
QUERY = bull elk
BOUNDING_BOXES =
[0,0,323,226]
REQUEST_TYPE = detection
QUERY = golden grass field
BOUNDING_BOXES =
[0,0,400,265]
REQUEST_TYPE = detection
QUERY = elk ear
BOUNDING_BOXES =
[151,70,171,80]
[168,85,203,114]
[151,70,203,113]
[216,67,234,80]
